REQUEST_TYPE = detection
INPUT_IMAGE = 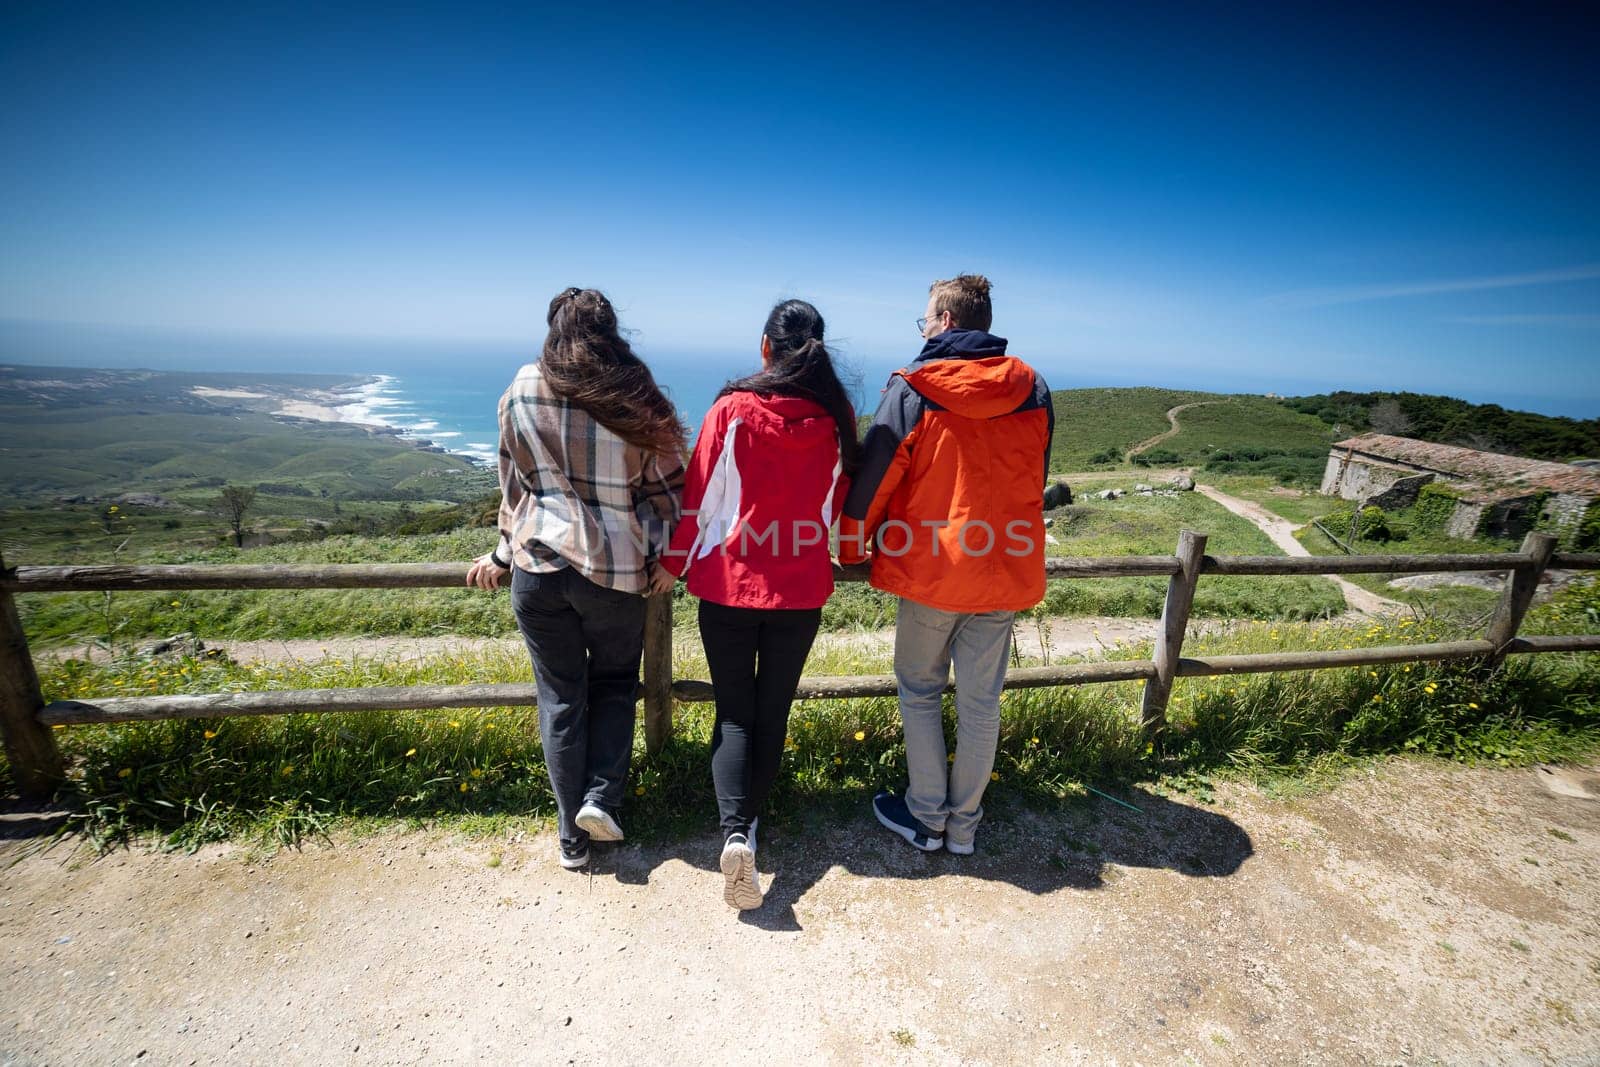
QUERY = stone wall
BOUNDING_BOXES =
[1446,501,1487,540]
[1365,473,1435,510]
[1320,453,1424,502]
[1544,492,1590,537]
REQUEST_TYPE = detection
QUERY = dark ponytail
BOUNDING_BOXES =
[719,300,862,475]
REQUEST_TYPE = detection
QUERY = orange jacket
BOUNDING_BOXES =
[838,329,1053,613]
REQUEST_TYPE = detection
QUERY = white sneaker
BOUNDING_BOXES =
[945,838,975,856]
[575,803,624,842]
[558,844,590,869]
[720,834,762,910]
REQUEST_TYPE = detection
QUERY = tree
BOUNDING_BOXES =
[219,485,257,548]
[1368,398,1413,436]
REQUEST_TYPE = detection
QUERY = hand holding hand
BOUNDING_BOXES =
[466,553,509,591]
[646,561,677,597]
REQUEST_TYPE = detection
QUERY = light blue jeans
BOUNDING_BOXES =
[894,597,1014,847]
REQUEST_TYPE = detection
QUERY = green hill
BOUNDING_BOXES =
[1047,387,1336,483]
[1281,390,1599,462]
[0,366,482,501]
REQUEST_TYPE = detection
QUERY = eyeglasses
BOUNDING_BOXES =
[915,312,944,335]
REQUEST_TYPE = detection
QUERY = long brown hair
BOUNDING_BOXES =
[540,287,687,458]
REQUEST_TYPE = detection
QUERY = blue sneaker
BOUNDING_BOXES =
[873,792,943,851]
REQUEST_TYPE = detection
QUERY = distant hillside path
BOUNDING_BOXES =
[1196,484,1405,615]
[1123,399,1233,462]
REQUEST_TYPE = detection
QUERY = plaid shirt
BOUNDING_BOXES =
[495,362,684,593]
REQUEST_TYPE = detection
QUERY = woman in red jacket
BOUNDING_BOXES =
[656,299,859,910]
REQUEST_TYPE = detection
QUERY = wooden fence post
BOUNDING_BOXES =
[0,551,63,795]
[1140,529,1208,733]
[1485,531,1558,666]
[642,591,674,755]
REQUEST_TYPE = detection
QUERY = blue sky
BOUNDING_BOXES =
[2,2,1597,415]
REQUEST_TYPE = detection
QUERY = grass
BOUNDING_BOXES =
[22,488,1351,650]
[1158,399,1337,463]
[1047,387,1216,471]
[1034,489,1346,620]
[1203,475,1335,526]
[1295,521,1512,621]
[16,579,1599,852]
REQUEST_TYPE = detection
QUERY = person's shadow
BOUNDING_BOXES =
[596,785,1253,932]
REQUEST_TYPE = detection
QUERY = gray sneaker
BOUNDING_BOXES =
[575,803,624,842]
[720,833,762,910]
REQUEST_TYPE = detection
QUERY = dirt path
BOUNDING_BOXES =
[1124,400,1232,462]
[1197,484,1406,615]
[3,761,1597,1063]
[39,617,1196,668]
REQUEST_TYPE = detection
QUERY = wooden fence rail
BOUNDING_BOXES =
[3,531,1596,796]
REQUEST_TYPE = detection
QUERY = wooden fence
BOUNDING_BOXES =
[3,532,1598,796]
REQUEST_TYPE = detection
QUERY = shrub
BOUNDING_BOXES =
[1356,506,1393,542]
[1411,483,1459,534]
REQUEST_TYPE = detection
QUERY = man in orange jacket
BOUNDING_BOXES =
[839,274,1053,854]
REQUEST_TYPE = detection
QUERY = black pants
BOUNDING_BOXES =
[511,566,644,849]
[698,599,822,837]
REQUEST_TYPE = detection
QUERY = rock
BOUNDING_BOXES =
[114,492,178,509]
[138,633,206,659]
[1095,489,1122,500]
[1387,573,1505,593]
[1168,474,1195,491]
[1134,483,1152,493]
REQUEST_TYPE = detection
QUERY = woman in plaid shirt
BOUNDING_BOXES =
[468,287,685,870]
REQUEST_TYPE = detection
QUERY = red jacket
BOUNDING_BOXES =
[838,329,1053,613]
[662,391,850,610]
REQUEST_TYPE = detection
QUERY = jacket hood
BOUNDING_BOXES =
[903,331,1035,418]
[915,328,1009,363]
[723,391,840,451]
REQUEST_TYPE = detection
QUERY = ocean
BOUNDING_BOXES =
[335,356,786,465]
[0,320,902,465]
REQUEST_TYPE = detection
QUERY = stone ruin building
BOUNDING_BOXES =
[1320,433,1600,541]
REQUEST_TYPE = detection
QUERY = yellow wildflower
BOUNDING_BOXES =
[990,771,1000,782]
[404,748,417,757]
[459,782,469,793]
[833,757,843,765]
[635,786,646,796]
[117,767,131,778]
[449,720,461,728]
[281,764,294,776]
[854,730,866,741]
[1468,702,1479,709]
[485,723,496,730]
[470,768,484,778]
[203,730,217,739]
[170,601,180,608]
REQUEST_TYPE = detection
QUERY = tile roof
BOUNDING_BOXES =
[1331,433,1600,498]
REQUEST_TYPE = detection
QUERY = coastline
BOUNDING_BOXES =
[258,374,496,466]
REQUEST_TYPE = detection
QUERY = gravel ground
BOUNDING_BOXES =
[3,760,1597,1065]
